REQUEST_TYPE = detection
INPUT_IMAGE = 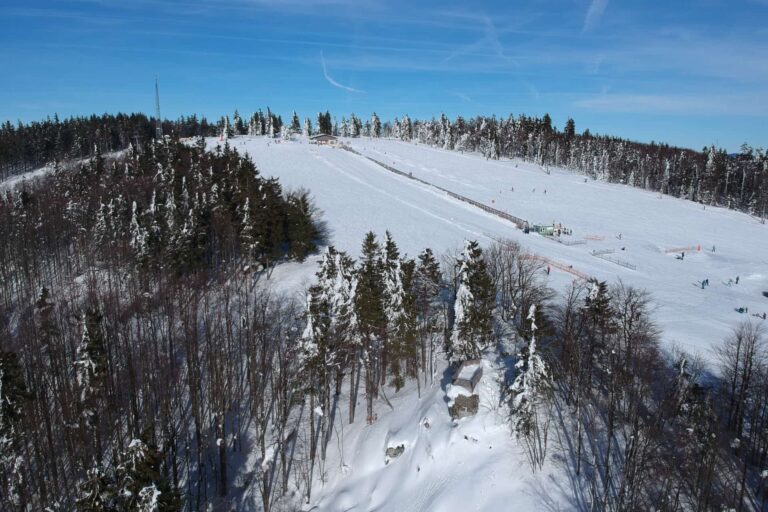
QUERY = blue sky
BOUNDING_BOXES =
[1,0,766,151]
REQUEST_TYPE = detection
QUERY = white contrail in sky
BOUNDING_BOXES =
[582,0,608,32]
[321,51,364,93]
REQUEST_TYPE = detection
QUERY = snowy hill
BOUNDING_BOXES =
[221,135,768,359]
[201,134,768,511]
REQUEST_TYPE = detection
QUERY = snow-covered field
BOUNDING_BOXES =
[223,135,768,359]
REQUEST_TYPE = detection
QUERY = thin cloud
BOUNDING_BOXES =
[320,51,364,93]
[582,0,609,33]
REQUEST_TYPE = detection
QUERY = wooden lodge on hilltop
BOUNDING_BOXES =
[310,134,338,145]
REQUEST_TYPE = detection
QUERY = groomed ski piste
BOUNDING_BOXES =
[220,135,768,354]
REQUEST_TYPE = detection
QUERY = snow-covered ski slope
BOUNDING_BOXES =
[223,135,768,358]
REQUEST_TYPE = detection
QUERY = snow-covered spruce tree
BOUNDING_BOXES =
[129,201,149,263]
[300,280,331,467]
[510,304,551,469]
[319,246,359,423]
[354,232,387,423]
[220,115,233,140]
[394,257,419,388]
[266,108,274,138]
[380,232,409,390]
[303,117,312,137]
[371,112,382,138]
[239,197,258,263]
[414,248,443,383]
[73,308,111,469]
[300,247,358,462]
[439,113,452,149]
[448,240,495,364]
[0,350,28,509]
[350,114,361,138]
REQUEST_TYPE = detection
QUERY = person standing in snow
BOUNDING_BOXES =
[735,276,739,284]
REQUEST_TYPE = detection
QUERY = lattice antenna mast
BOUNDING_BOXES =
[155,76,163,139]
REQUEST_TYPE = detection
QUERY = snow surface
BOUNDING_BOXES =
[216,135,768,360]
[306,357,566,512]
[0,164,57,192]
[457,361,481,382]
[212,135,768,511]
[0,149,129,192]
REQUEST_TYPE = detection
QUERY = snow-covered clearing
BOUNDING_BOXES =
[305,357,566,511]
[222,135,768,359]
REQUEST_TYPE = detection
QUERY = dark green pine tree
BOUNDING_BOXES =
[115,434,182,511]
[393,257,418,388]
[582,279,616,374]
[564,118,576,139]
[355,232,387,422]
[583,280,614,341]
[233,109,245,135]
[356,232,386,341]
[415,248,441,311]
[290,111,301,134]
[322,111,333,135]
[251,178,287,267]
[75,466,117,512]
[285,191,318,261]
